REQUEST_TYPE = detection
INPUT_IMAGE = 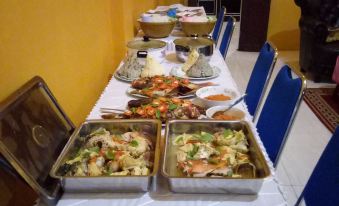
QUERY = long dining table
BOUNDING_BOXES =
[57,31,287,206]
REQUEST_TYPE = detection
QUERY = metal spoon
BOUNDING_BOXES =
[223,93,247,114]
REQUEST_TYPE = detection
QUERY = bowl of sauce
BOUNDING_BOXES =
[206,106,245,120]
[196,86,238,108]
[205,94,232,101]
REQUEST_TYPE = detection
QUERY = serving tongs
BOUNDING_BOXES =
[100,107,125,113]
[100,98,152,116]
[100,108,125,119]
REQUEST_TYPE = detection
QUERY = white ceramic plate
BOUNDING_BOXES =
[114,71,139,83]
[170,66,221,80]
[126,87,195,99]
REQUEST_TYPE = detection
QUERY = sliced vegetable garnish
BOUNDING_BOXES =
[223,129,233,138]
[131,107,136,113]
[164,79,172,84]
[188,144,199,158]
[82,151,90,159]
[88,146,100,153]
[175,136,183,143]
[199,132,214,142]
[168,103,178,111]
[89,127,106,136]
[105,150,115,160]
[105,167,113,175]
[129,140,139,147]
[155,110,161,119]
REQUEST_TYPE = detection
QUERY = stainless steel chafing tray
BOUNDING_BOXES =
[162,120,271,194]
[0,76,161,205]
[50,119,161,193]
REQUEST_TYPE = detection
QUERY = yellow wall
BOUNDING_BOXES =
[267,0,301,50]
[159,0,185,5]
[134,0,160,33]
[0,0,157,125]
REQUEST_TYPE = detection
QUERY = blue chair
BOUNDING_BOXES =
[295,127,339,206]
[212,6,226,43]
[219,16,236,59]
[245,42,278,118]
[256,65,306,166]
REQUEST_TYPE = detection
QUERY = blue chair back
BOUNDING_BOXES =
[245,42,277,118]
[212,7,226,43]
[219,16,235,59]
[295,127,339,206]
[256,65,305,166]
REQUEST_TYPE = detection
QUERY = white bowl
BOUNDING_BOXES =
[206,106,246,120]
[196,86,238,108]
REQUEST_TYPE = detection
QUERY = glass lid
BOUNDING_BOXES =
[127,36,166,50]
[173,37,214,48]
[0,76,75,200]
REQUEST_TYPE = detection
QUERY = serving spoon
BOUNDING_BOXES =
[223,93,247,114]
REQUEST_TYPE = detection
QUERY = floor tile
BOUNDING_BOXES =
[275,161,293,186]
[279,101,331,186]
[279,185,297,206]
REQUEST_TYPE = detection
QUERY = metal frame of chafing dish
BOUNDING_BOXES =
[162,119,271,194]
[50,119,162,193]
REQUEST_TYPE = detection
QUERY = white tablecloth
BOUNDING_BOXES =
[57,33,286,206]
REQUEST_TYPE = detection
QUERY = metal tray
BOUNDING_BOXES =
[50,119,161,193]
[162,120,271,194]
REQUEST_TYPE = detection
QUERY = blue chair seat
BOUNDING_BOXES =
[244,42,278,119]
[219,16,236,59]
[256,65,306,166]
[212,6,226,43]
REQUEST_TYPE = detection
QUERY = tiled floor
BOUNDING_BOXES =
[222,22,334,205]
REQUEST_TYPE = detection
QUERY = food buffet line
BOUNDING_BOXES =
[54,5,286,206]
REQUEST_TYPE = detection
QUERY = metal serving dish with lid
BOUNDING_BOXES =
[125,36,167,66]
[173,37,214,62]
[0,76,161,205]
[162,119,271,194]
[127,36,167,55]
[114,36,167,82]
